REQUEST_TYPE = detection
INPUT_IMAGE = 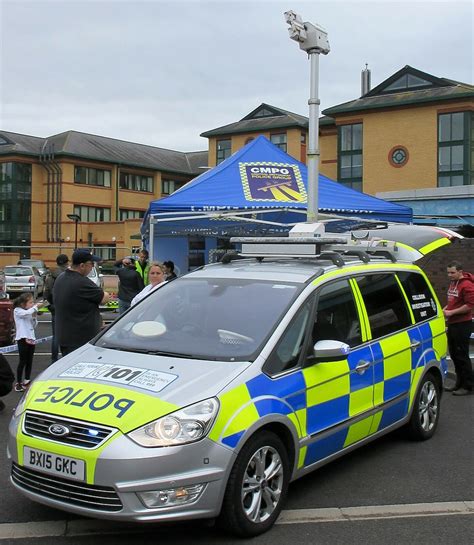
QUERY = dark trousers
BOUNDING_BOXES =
[50,310,59,362]
[17,338,35,383]
[60,345,81,356]
[118,299,131,315]
[447,321,473,390]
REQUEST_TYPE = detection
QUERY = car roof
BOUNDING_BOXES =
[5,265,34,270]
[188,256,420,284]
[189,258,368,284]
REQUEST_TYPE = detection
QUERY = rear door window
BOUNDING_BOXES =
[355,273,412,339]
[396,271,437,323]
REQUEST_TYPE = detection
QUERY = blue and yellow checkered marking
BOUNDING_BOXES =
[209,267,447,469]
[211,326,435,468]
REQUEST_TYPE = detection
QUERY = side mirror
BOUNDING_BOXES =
[313,340,350,360]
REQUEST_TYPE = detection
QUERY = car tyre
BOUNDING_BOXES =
[219,431,290,537]
[407,372,441,441]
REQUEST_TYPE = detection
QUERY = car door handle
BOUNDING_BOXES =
[355,360,371,374]
[410,340,421,351]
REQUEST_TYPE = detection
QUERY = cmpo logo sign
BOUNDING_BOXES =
[240,162,307,203]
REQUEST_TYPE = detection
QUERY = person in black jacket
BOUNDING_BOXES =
[163,260,178,281]
[43,253,69,363]
[114,257,144,314]
[0,353,14,412]
[53,249,110,355]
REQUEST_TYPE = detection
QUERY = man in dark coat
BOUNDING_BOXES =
[0,353,14,412]
[114,257,144,314]
[43,253,69,362]
[53,249,110,356]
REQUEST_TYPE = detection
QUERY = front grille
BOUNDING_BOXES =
[12,463,123,512]
[23,411,116,449]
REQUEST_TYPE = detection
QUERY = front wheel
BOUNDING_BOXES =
[219,431,290,537]
[407,373,441,440]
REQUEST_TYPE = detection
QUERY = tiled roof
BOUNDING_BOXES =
[0,130,208,176]
[323,65,473,116]
[201,103,309,137]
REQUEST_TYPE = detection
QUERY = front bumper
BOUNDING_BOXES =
[8,412,236,522]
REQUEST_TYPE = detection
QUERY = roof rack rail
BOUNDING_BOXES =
[318,251,345,267]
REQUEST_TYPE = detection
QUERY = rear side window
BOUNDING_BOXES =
[396,271,437,323]
[355,273,412,339]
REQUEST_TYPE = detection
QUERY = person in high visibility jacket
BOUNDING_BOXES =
[135,249,151,286]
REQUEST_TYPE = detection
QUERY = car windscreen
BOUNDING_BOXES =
[95,277,301,361]
[5,267,33,276]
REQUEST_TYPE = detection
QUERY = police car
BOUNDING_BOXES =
[7,224,458,536]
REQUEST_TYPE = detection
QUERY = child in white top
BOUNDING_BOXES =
[13,293,44,392]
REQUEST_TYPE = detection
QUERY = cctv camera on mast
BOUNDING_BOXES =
[284,10,330,55]
[284,10,330,223]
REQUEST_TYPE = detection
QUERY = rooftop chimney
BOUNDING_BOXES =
[361,64,371,96]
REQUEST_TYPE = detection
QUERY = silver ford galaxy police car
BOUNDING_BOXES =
[8,225,457,536]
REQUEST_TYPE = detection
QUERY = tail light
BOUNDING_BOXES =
[28,276,35,282]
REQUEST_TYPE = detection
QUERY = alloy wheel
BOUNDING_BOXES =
[418,380,438,432]
[241,445,284,523]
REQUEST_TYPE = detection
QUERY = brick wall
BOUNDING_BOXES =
[416,238,474,305]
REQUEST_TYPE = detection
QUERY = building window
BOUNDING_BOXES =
[270,133,287,152]
[92,244,116,261]
[161,179,184,195]
[0,162,32,247]
[74,166,111,187]
[119,172,154,192]
[216,139,231,164]
[338,123,363,191]
[438,112,473,187]
[73,205,111,222]
[388,146,409,168]
[119,209,145,220]
[383,74,432,93]
[253,107,277,118]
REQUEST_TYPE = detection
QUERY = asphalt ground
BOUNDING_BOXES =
[0,314,472,543]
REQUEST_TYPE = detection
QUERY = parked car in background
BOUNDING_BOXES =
[4,265,44,300]
[0,270,14,346]
[17,259,49,277]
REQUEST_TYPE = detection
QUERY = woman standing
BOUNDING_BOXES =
[130,262,167,306]
[13,293,44,391]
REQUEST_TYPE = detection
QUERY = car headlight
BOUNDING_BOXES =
[128,398,219,447]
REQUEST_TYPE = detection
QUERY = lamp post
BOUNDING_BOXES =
[67,213,81,249]
[284,10,330,223]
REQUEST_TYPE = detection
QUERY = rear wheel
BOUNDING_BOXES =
[219,431,290,537]
[407,373,440,440]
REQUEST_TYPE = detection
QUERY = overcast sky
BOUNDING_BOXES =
[0,0,472,152]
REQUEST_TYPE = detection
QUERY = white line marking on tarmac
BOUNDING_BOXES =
[0,501,472,540]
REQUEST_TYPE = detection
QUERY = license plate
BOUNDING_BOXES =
[23,447,85,481]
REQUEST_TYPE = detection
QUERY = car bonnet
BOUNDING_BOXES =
[20,344,254,433]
